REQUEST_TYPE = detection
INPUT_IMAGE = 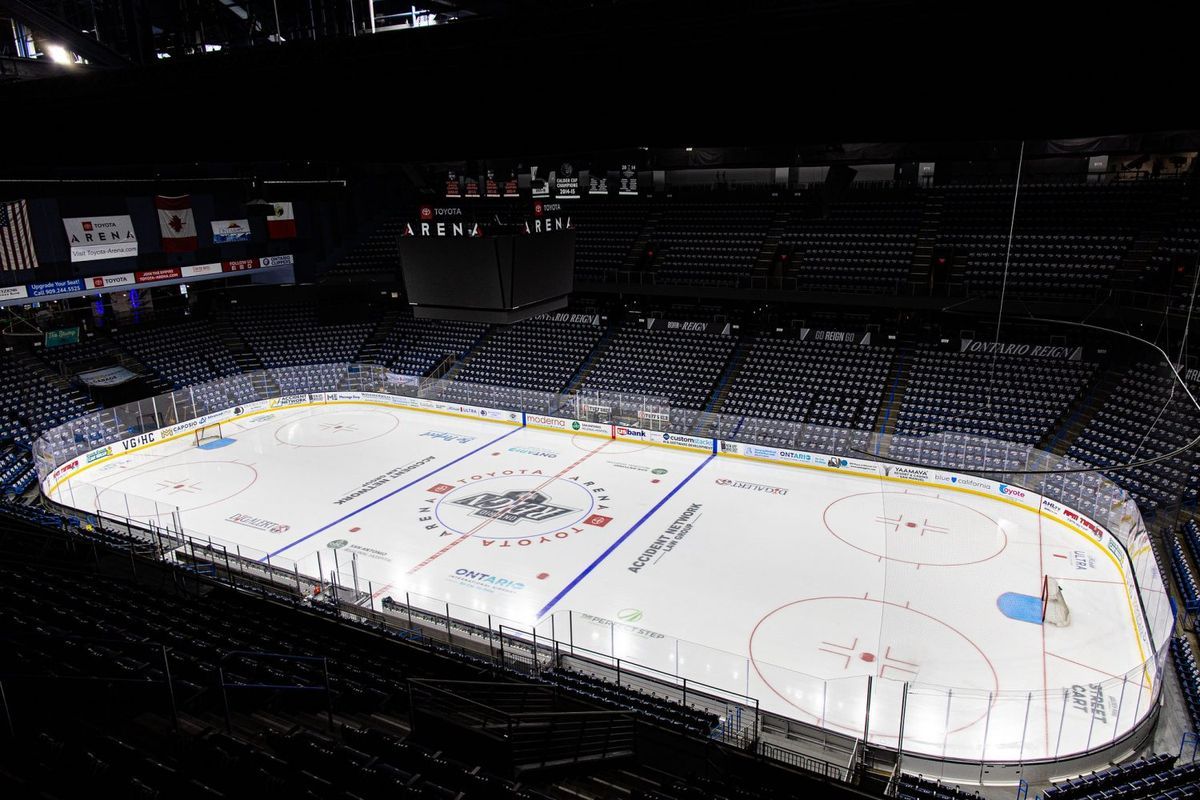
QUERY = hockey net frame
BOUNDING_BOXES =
[1041,575,1071,627]
[194,422,223,446]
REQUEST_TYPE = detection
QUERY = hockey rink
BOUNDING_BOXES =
[45,402,1155,763]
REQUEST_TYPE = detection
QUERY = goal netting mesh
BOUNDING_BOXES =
[194,422,223,446]
[1042,575,1071,627]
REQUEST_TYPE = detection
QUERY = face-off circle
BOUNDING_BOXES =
[748,596,998,742]
[422,473,610,542]
[93,460,259,517]
[824,491,1007,566]
[273,410,399,448]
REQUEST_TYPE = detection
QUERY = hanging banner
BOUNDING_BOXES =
[530,165,550,198]
[503,169,520,198]
[619,163,639,196]
[155,195,198,252]
[445,170,462,199]
[463,175,481,199]
[211,219,252,243]
[266,203,296,239]
[588,167,609,196]
[553,161,581,200]
[485,169,501,199]
[63,215,138,262]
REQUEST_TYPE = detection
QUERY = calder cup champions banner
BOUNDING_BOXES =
[63,215,138,262]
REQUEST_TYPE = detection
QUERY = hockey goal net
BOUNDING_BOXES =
[1042,575,1071,627]
[194,422,223,446]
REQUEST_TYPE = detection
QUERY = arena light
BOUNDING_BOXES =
[45,44,73,65]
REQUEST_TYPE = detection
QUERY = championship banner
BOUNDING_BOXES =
[155,195,197,252]
[485,169,501,199]
[212,219,252,243]
[266,203,296,239]
[63,215,138,262]
[502,169,520,198]
[445,170,462,199]
[618,163,639,196]
[588,166,609,196]
[463,175,481,199]
[552,161,581,200]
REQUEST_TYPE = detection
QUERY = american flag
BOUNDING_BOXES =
[0,200,38,271]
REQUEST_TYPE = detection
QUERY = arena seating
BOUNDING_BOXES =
[650,200,773,287]
[893,346,1095,446]
[230,302,375,368]
[1170,537,1200,614]
[718,336,892,430]
[114,318,243,389]
[938,182,1167,298]
[452,316,602,394]
[573,201,651,283]
[36,337,124,373]
[0,353,98,494]
[780,188,921,293]
[1066,363,1200,514]
[1042,754,1195,800]
[578,322,734,410]
[539,667,719,738]
[325,217,406,279]
[373,308,487,377]
[1171,636,1200,732]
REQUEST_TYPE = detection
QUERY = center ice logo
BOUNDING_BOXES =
[449,489,578,525]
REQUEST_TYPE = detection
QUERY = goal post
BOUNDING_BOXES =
[1042,575,1071,627]
[194,422,223,446]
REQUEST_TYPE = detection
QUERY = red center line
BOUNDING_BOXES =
[1039,508,1050,752]
[405,439,614,575]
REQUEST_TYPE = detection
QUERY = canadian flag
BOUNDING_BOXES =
[155,195,197,252]
[267,202,296,239]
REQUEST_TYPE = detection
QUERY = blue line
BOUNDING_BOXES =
[261,426,522,561]
[536,453,716,619]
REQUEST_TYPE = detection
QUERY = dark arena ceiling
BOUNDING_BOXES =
[0,0,1197,165]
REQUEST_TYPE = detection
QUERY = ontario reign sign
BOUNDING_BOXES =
[449,490,578,524]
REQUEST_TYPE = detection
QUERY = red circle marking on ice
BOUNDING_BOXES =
[350,527,361,533]
[96,460,259,515]
[272,409,400,448]
[537,572,549,580]
[747,595,998,741]
[823,491,1008,567]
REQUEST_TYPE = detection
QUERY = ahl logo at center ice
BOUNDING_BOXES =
[449,489,578,525]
